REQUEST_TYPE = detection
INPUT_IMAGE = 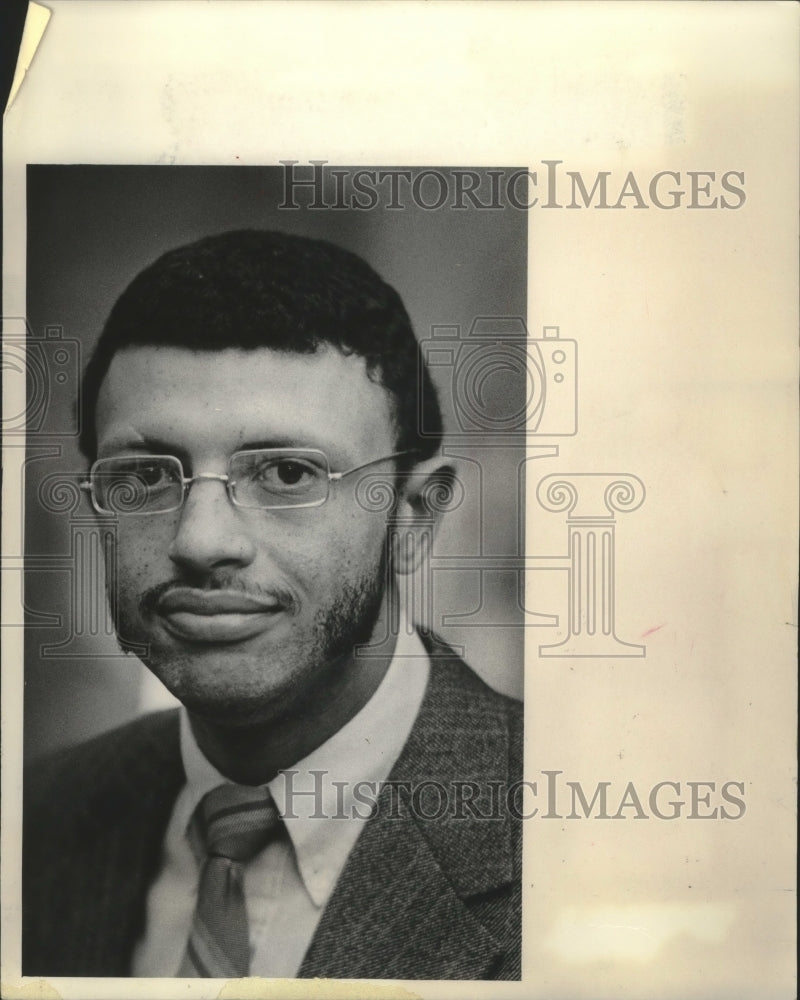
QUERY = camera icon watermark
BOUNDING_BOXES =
[1,317,81,436]
[419,318,577,438]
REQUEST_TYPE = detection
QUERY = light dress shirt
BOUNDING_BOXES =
[132,624,430,978]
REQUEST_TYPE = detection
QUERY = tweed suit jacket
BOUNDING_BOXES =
[23,640,522,980]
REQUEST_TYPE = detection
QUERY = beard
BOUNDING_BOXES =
[312,549,390,663]
[111,548,392,727]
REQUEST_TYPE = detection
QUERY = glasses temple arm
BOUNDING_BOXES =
[329,449,419,482]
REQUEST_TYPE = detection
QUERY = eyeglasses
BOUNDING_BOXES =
[81,448,416,515]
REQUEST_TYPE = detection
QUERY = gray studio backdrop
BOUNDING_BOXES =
[23,164,527,760]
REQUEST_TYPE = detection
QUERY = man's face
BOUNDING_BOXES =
[95,344,399,726]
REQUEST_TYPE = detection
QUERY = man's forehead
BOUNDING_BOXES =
[95,344,397,456]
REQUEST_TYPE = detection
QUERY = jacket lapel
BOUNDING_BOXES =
[299,651,516,980]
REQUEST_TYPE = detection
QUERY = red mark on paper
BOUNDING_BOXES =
[641,623,665,638]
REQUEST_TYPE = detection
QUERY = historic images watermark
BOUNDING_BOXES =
[273,770,747,822]
[278,161,747,212]
[4,336,745,815]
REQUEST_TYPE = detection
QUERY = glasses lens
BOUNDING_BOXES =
[231,449,329,508]
[91,456,183,514]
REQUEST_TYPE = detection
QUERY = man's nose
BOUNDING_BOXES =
[167,478,257,574]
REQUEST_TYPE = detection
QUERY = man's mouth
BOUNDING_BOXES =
[155,587,286,643]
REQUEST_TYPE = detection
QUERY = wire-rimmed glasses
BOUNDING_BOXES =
[81,448,416,515]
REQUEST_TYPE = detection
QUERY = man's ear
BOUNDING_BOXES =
[393,457,460,575]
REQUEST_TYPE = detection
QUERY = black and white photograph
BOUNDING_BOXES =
[19,164,527,980]
[2,4,797,999]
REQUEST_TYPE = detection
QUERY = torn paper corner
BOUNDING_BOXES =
[5,2,52,114]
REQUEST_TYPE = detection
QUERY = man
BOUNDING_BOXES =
[22,230,522,980]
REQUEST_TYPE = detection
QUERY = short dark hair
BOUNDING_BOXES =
[79,229,442,461]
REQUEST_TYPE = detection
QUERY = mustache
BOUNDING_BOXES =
[139,576,297,617]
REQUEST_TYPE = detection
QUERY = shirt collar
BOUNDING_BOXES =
[179,618,430,908]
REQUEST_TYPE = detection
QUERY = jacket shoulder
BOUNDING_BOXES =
[25,708,182,827]
[420,632,523,777]
[23,710,183,977]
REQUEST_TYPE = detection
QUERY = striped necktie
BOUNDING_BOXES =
[178,783,282,978]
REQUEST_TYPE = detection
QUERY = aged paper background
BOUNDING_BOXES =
[2,2,797,998]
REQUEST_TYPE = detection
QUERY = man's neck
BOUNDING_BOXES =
[186,633,397,786]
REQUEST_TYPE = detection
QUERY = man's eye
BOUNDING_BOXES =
[255,459,318,490]
[109,462,174,493]
[134,463,172,487]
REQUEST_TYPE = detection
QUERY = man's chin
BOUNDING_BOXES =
[143,649,320,728]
